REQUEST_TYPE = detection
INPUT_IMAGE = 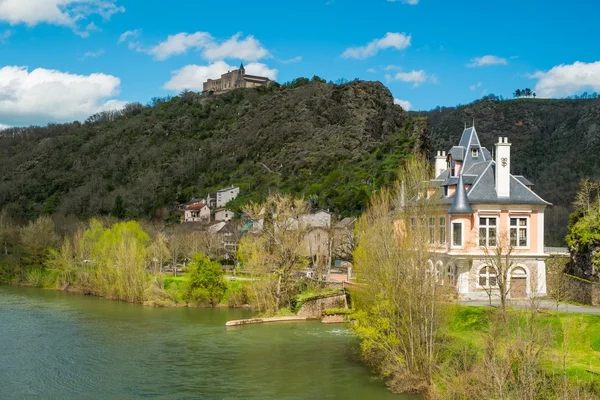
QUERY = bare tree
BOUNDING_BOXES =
[480,234,516,313]
[238,194,309,313]
[352,157,442,392]
[546,255,572,311]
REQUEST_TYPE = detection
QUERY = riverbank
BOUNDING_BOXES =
[6,271,255,310]
[0,285,408,400]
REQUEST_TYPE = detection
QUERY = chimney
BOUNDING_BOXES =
[495,137,511,197]
[434,151,447,178]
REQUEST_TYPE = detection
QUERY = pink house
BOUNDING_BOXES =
[429,126,550,299]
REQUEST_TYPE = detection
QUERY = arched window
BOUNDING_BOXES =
[478,266,498,287]
[435,262,443,284]
[446,264,456,285]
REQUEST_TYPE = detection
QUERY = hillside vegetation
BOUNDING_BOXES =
[422,96,600,245]
[0,79,428,221]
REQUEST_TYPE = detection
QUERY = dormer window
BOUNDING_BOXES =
[472,148,479,158]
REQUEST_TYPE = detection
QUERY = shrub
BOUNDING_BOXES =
[185,253,227,306]
[26,268,45,287]
[224,280,250,307]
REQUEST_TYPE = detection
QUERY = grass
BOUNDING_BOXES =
[444,305,600,382]
[295,287,344,302]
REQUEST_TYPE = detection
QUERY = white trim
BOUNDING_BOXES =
[451,220,465,249]
[476,265,498,289]
[538,211,544,253]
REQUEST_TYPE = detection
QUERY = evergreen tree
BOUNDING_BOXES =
[111,195,126,219]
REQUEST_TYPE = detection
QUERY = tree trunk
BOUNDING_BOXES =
[276,273,282,311]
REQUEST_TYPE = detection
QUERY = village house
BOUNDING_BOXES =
[203,64,272,93]
[425,125,550,300]
[184,203,211,223]
[302,210,333,261]
[216,186,240,208]
[215,209,235,222]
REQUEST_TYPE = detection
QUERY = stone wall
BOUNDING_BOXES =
[562,274,600,306]
[296,294,347,319]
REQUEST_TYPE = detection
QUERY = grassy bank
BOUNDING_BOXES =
[18,268,252,309]
[433,305,600,397]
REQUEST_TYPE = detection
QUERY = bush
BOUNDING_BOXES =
[185,253,227,306]
[224,280,250,307]
[25,268,46,287]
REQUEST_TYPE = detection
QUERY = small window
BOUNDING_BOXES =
[472,148,479,158]
[444,186,449,197]
[452,222,462,247]
[439,216,446,245]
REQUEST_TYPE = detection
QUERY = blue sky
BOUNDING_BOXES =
[1,0,600,127]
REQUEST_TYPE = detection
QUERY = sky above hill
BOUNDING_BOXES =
[1,0,600,127]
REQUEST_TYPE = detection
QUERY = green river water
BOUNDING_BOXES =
[0,286,410,399]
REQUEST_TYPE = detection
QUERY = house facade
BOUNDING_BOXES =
[216,186,240,208]
[184,203,211,223]
[428,126,550,300]
[215,209,235,222]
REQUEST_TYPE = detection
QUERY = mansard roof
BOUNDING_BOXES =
[434,126,550,207]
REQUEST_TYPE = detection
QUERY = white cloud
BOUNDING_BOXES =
[342,32,411,59]
[280,56,302,64]
[529,61,600,98]
[118,29,139,43]
[0,123,10,130]
[137,31,270,62]
[384,65,402,71]
[0,0,124,30]
[466,55,508,67]
[367,68,376,73]
[163,61,278,92]
[390,69,428,87]
[387,0,418,4]
[469,81,483,90]
[0,66,126,125]
[83,48,104,58]
[202,33,270,62]
[148,32,212,60]
[0,29,13,43]
[393,98,412,110]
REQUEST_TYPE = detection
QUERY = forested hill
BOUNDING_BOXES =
[0,79,428,221]
[421,97,600,245]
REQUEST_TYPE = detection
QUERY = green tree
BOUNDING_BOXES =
[514,89,522,98]
[20,216,60,268]
[90,220,152,302]
[111,195,126,219]
[185,253,226,306]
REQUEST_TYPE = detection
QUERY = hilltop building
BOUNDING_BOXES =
[426,126,550,299]
[203,64,272,93]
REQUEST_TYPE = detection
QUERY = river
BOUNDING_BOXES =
[0,286,409,399]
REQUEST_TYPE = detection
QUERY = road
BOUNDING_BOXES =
[459,299,600,315]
